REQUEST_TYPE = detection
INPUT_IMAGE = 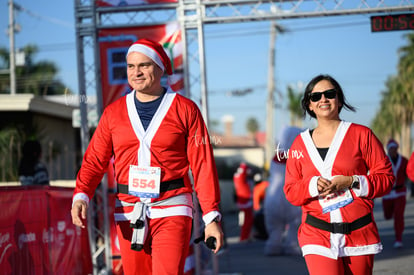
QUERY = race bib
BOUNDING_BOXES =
[319,189,353,213]
[128,165,161,198]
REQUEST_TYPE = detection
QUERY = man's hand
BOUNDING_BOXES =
[71,200,88,228]
[204,220,224,254]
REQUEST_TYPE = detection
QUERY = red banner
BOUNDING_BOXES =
[108,193,123,274]
[0,186,92,275]
[98,22,184,108]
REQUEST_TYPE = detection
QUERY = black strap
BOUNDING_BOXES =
[393,184,405,190]
[305,213,372,234]
[117,178,185,195]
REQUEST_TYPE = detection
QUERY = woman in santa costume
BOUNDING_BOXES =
[71,38,223,275]
[382,139,408,249]
[284,74,394,275]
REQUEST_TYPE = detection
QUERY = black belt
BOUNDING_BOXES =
[393,184,405,190]
[305,213,372,234]
[117,178,185,195]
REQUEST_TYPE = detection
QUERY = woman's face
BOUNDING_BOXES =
[308,80,341,120]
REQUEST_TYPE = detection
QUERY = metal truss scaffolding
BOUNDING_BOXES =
[74,0,414,274]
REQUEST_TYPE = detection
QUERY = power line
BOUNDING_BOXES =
[15,2,73,29]
[24,18,365,52]
[37,43,76,52]
[209,84,266,95]
[206,20,368,39]
[8,11,368,53]
[8,43,76,53]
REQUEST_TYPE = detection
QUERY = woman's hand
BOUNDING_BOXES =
[318,175,353,196]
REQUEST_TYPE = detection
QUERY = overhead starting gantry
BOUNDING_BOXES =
[74,1,414,274]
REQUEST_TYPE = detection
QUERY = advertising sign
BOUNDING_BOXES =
[0,186,92,274]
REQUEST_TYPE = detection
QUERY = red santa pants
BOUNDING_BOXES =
[305,254,374,275]
[239,207,254,241]
[116,215,192,275]
[382,195,406,242]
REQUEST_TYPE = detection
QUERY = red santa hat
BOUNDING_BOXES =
[386,139,399,150]
[126,38,173,75]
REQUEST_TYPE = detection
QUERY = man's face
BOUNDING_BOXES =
[126,52,164,94]
[388,146,398,158]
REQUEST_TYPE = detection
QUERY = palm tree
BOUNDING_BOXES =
[0,127,21,181]
[246,117,259,137]
[286,85,303,127]
[0,44,70,95]
[372,32,414,156]
[371,76,402,143]
[397,32,414,155]
[0,48,10,93]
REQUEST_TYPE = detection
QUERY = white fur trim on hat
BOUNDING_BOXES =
[127,44,165,72]
[387,141,398,150]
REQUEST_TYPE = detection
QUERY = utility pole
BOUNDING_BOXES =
[8,0,16,95]
[265,21,277,171]
[197,5,210,130]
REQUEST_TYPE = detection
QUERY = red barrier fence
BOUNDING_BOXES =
[0,186,92,275]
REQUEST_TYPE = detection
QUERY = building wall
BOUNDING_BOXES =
[213,147,265,168]
[34,114,79,180]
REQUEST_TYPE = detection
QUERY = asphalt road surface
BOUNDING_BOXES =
[216,196,414,275]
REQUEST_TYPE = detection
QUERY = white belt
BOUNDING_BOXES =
[116,194,193,251]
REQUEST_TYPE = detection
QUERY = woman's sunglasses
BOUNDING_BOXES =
[309,89,337,102]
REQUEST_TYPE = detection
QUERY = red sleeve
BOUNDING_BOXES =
[408,152,414,182]
[74,107,114,200]
[361,128,394,198]
[253,181,268,211]
[185,102,221,215]
[284,136,315,206]
[234,172,252,199]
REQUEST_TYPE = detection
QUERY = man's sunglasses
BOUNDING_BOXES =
[309,89,337,102]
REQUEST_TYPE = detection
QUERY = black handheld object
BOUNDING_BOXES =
[194,233,217,250]
[205,236,217,250]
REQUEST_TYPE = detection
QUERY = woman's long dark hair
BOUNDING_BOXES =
[301,74,356,118]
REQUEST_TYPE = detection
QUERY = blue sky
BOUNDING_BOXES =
[204,17,407,137]
[0,0,410,138]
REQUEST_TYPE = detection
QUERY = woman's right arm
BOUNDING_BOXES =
[284,138,319,206]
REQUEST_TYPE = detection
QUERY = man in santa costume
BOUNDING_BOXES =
[382,139,408,248]
[71,38,223,275]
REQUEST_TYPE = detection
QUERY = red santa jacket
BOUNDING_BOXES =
[383,153,408,199]
[233,164,253,209]
[284,121,394,259]
[73,89,221,222]
[407,152,414,182]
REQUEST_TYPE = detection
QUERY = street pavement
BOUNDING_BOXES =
[214,196,414,275]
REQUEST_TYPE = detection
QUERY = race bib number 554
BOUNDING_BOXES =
[128,165,161,198]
